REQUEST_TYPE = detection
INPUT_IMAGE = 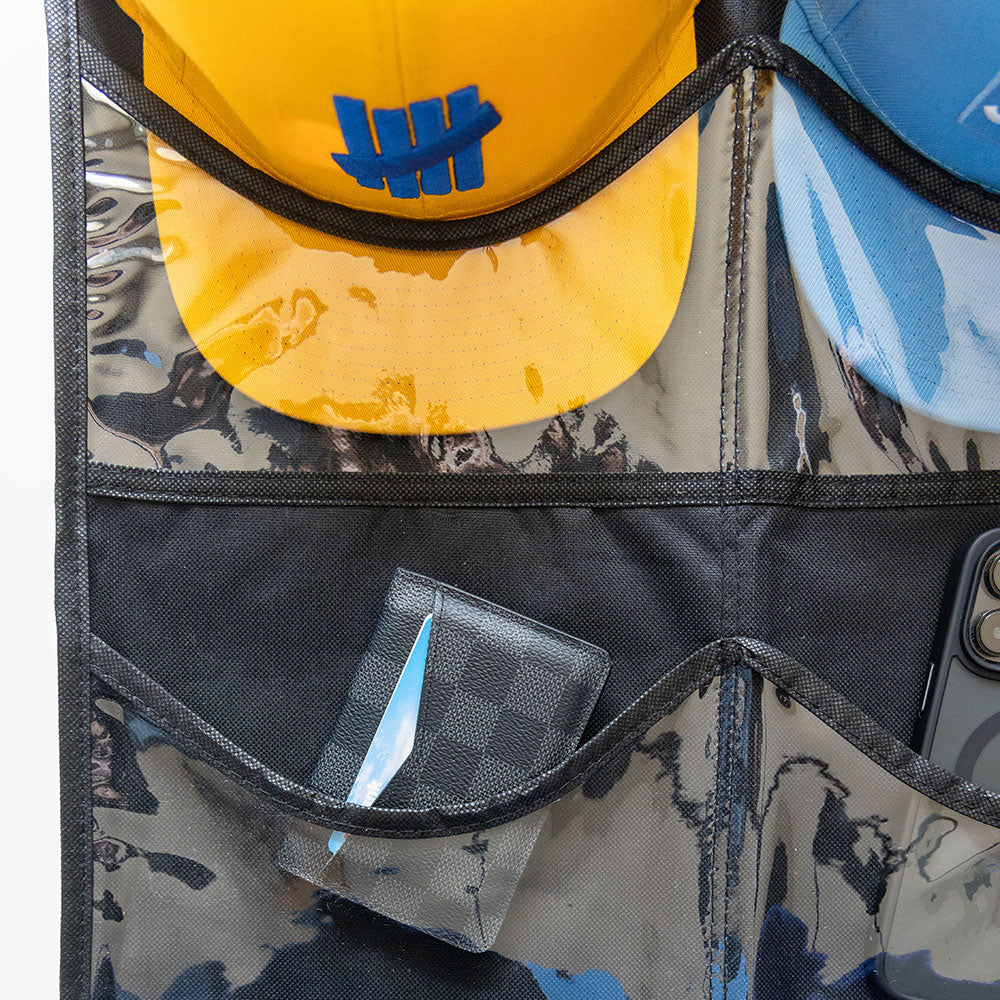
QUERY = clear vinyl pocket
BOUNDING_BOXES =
[81,76,731,477]
[79,34,1000,481]
[88,637,725,999]
[876,801,999,999]
[733,70,1000,477]
[88,633,1000,1000]
[746,646,1000,999]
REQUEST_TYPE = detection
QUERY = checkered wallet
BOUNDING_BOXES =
[278,569,610,951]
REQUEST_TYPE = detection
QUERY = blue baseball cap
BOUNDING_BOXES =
[773,0,1000,432]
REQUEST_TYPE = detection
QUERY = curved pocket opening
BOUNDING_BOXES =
[90,632,1000,991]
[91,633,1000,835]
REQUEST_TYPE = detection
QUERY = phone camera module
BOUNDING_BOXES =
[985,550,1000,599]
[973,609,1000,661]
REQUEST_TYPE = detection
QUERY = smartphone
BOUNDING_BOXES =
[917,527,1000,793]
[876,528,1000,999]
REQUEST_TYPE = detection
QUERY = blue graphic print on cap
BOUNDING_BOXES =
[525,963,630,999]
[332,86,501,198]
[959,69,1000,150]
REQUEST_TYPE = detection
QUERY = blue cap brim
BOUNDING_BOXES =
[774,1,1000,432]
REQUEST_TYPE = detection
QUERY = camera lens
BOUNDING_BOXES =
[986,551,1000,599]
[974,609,1000,660]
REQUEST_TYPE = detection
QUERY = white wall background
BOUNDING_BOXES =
[2,4,59,996]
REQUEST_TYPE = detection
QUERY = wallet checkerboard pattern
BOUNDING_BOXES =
[284,568,610,951]
[312,569,610,808]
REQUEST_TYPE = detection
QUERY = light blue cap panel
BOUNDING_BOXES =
[774,0,1000,432]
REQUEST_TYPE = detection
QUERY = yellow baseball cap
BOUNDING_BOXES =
[118,0,699,434]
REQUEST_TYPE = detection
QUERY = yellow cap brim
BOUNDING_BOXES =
[147,21,698,435]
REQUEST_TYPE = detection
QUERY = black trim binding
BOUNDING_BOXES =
[48,0,92,997]
[76,38,739,251]
[87,464,1000,510]
[772,40,1000,235]
[77,34,1000,250]
[90,634,1000,836]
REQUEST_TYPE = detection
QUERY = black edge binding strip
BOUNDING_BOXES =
[89,635,728,838]
[77,39,743,251]
[765,38,1000,236]
[91,634,1000,836]
[78,35,1000,250]
[87,464,1000,510]
[48,0,94,996]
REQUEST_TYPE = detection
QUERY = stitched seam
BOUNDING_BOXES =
[48,0,96,992]
[732,66,757,669]
[85,462,1000,504]
[721,661,741,1000]
[72,0,90,980]
[721,68,758,998]
[706,656,726,1000]
[51,0,95,994]
[85,486,1000,510]
[733,70,756,475]
[87,463,1000,488]
[719,62,744,636]
[720,75,741,476]
[711,58,747,992]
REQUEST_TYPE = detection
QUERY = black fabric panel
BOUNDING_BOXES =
[695,0,789,62]
[78,0,141,77]
[87,500,721,785]
[736,503,1000,746]
[88,497,1000,787]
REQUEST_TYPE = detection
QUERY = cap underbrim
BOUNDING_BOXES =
[773,1,1000,433]
[146,20,698,436]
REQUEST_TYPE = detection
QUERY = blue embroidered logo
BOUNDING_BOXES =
[332,85,501,198]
